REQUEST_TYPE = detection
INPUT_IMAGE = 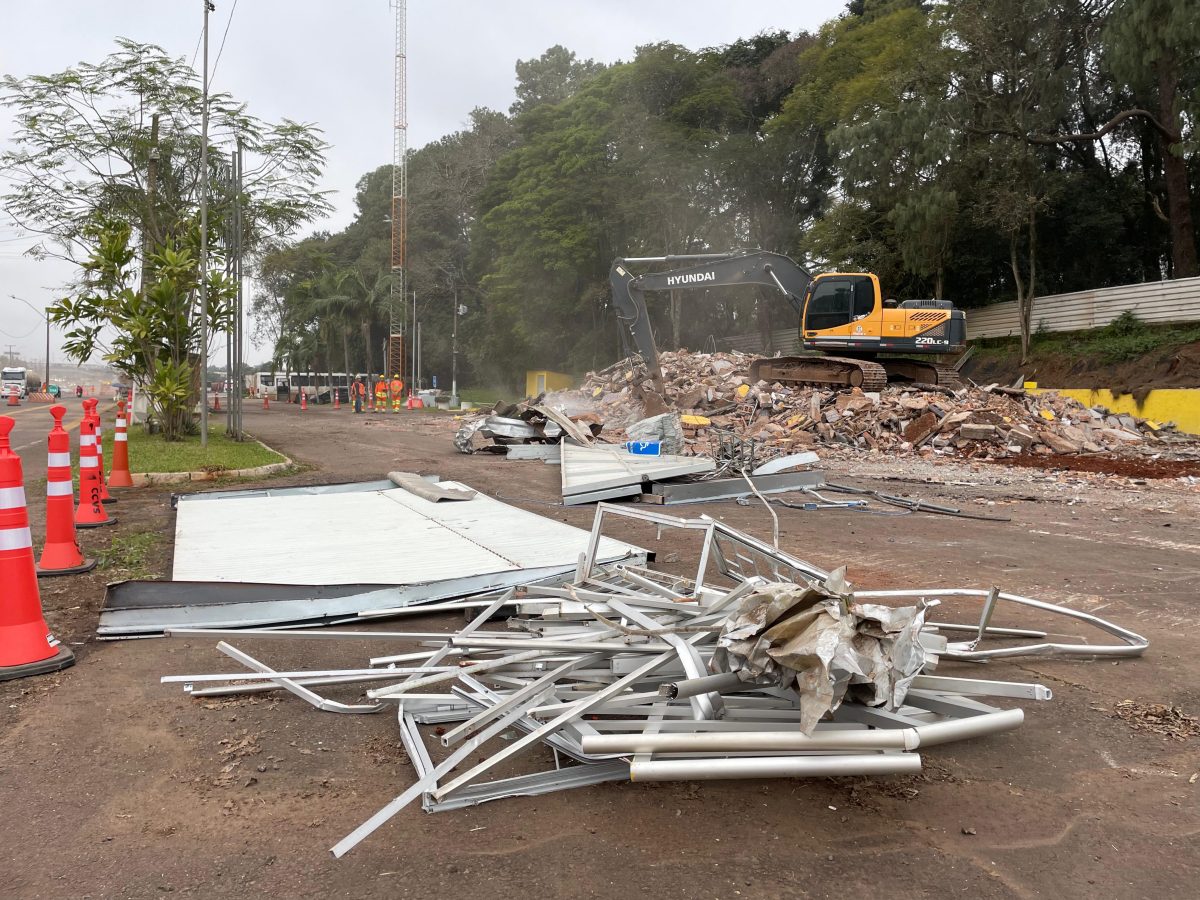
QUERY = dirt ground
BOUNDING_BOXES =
[966,338,1200,395]
[3,401,1199,899]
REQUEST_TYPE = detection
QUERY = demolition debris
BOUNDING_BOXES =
[574,350,1195,460]
[162,503,1148,858]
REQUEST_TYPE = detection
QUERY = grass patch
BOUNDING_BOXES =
[101,425,284,474]
[974,315,1200,365]
[458,385,518,407]
[97,530,161,580]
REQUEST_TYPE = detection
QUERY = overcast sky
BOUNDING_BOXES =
[0,0,847,366]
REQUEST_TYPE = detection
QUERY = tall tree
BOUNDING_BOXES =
[1103,0,1199,276]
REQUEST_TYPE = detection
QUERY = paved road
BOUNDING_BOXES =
[0,395,111,479]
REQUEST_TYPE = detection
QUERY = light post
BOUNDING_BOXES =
[451,284,460,408]
[10,294,50,389]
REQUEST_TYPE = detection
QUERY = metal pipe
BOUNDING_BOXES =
[908,708,1024,747]
[854,588,1149,658]
[629,753,922,782]
[449,636,675,654]
[659,671,745,700]
[584,730,912,754]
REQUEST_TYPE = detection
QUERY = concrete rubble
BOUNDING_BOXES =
[162,504,1148,858]
[571,350,1196,461]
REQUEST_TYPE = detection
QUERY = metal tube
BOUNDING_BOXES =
[449,636,675,654]
[660,671,745,700]
[583,730,912,755]
[163,665,455,684]
[439,652,604,748]
[629,753,922,782]
[368,649,544,699]
[909,709,1024,747]
[855,588,1148,658]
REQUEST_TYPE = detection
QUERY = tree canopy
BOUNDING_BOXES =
[249,0,1200,385]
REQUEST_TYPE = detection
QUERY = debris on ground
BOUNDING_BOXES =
[572,350,1198,462]
[162,504,1149,857]
[1112,700,1200,740]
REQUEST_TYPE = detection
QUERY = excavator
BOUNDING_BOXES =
[610,249,967,396]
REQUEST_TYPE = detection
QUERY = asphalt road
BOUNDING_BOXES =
[0,394,110,477]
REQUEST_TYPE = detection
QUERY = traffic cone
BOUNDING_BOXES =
[84,399,115,504]
[6,386,18,407]
[0,415,76,681]
[107,398,134,488]
[262,393,270,410]
[333,388,341,410]
[76,406,116,529]
[212,391,221,411]
[37,405,96,576]
[300,390,308,411]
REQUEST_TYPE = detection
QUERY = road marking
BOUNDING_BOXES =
[13,415,84,453]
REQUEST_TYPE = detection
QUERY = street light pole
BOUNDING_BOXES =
[199,0,212,449]
[451,285,459,408]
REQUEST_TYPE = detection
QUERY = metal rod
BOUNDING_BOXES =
[629,753,923,782]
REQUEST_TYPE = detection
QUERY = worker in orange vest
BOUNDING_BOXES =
[389,374,405,413]
[374,376,388,412]
[351,376,367,414]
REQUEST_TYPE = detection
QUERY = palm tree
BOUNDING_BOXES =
[351,268,393,379]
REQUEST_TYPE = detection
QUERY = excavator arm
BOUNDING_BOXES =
[610,251,812,394]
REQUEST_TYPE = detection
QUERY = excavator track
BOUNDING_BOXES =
[749,355,888,392]
[878,358,965,389]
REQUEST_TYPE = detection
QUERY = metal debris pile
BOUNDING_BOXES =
[163,504,1148,858]
[574,350,1191,459]
[454,402,602,455]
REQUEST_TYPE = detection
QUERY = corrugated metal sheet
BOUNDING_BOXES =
[722,328,803,356]
[560,443,716,499]
[172,480,643,585]
[967,276,1200,339]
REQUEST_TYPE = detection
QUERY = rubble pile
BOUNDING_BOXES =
[578,350,1192,460]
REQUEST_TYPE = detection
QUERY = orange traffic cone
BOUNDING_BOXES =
[262,393,269,410]
[0,415,76,681]
[107,398,134,488]
[212,391,221,411]
[333,388,341,410]
[37,405,96,576]
[76,406,116,529]
[6,386,18,407]
[300,390,308,411]
[84,399,115,504]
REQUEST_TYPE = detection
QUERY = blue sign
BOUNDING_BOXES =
[624,440,662,456]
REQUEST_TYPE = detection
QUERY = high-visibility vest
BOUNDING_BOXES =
[390,378,404,395]
[374,380,387,397]
[352,381,366,397]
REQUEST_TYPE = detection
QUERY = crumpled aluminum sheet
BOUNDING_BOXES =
[454,418,486,454]
[712,568,928,733]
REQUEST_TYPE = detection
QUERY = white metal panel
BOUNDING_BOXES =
[172,481,642,585]
[967,275,1200,339]
[560,443,716,497]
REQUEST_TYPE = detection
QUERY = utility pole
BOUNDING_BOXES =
[451,284,459,408]
[199,0,212,449]
[234,139,244,439]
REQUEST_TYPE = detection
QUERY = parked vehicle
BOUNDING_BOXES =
[1,366,28,399]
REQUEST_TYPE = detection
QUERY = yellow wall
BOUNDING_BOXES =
[526,370,573,397]
[1024,383,1200,435]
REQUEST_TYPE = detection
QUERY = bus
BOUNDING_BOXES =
[248,371,372,403]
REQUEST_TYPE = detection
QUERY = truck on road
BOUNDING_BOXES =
[1,366,28,400]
